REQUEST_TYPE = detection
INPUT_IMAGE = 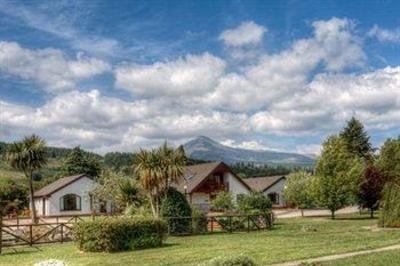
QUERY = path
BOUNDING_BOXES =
[273,206,358,218]
[270,243,400,266]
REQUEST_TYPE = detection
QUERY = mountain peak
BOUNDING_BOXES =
[183,136,315,166]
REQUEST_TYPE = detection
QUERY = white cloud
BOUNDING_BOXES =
[219,21,267,47]
[0,42,110,93]
[1,17,400,153]
[221,139,271,151]
[368,25,400,43]
[114,53,226,98]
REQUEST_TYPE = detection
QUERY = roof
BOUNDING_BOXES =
[173,161,251,193]
[244,175,285,192]
[34,174,92,198]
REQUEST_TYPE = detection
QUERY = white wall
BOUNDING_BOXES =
[226,172,250,202]
[263,178,286,207]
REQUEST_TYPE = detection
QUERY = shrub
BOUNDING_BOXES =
[192,206,208,234]
[161,187,192,234]
[0,178,28,216]
[218,217,246,231]
[200,255,258,266]
[73,217,167,252]
[210,191,234,212]
[237,192,272,215]
[379,182,400,227]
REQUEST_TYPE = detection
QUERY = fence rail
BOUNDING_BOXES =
[1,213,273,253]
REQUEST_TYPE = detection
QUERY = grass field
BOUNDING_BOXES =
[1,213,400,266]
[326,249,400,266]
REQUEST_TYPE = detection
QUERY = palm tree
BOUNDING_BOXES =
[5,135,47,223]
[134,143,186,218]
[134,149,163,218]
[157,142,186,191]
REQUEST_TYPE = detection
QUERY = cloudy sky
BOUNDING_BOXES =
[0,0,399,155]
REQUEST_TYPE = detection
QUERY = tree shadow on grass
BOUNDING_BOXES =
[0,247,41,256]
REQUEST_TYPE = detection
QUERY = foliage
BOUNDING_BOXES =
[191,206,208,234]
[73,217,167,252]
[134,142,186,218]
[376,137,400,182]
[201,255,258,266]
[231,162,306,178]
[60,146,102,177]
[160,187,192,234]
[103,152,136,175]
[237,192,272,215]
[4,135,47,223]
[339,117,373,160]
[379,182,400,227]
[0,178,28,216]
[211,191,234,212]
[92,170,143,212]
[313,135,364,218]
[284,171,315,213]
[124,205,153,218]
[357,165,386,218]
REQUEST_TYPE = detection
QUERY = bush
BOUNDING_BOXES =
[200,255,258,266]
[218,217,246,231]
[210,191,234,212]
[0,178,28,216]
[161,187,192,234]
[237,192,272,215]
[192,206,208,234]
[379,182,400,227]
[73,217,167,252]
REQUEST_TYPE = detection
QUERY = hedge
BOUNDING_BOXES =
[73,217,167,252]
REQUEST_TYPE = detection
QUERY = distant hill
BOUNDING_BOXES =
[183,136,315,166]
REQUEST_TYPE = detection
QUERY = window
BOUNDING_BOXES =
[268,193,280,205]
[60,194,81,211]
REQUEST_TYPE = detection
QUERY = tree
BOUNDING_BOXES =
[92,170,143,213]
[0,178,28,217]
[379,182,400,227]
[283,171,315,216]
[313,135,364,219]
[5,135,47,223]
[60,146,102,177]
[210,191,234,212]
[160,187,192,234]
[357,165,386,218]
[134,149,163,218]
[133,142,186,218]
[340,117,373,160]
[376,138,400,182]
[157,142,186,191]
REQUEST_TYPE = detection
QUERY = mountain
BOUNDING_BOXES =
[183,136,315,166]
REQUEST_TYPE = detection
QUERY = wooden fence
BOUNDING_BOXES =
[1,213,273,253]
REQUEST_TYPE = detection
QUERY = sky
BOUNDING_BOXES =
[0,0,400,155]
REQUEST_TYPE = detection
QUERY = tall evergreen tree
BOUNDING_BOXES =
[340,117,373,160]
[60,147,101,177]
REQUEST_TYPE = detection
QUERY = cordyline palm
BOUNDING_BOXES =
[134,149,163,218]
[134,143,186,218]
[157,142,186,191]
[5,135,47,223]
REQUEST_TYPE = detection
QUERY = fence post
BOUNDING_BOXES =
[247,215,250,232]
[29,224,33,246]
[60,224,64,243]
[0,216,3,255]
[210,217,213,233]
[229,216,232,233]
[17,216,19,230]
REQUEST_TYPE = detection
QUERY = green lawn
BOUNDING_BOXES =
[1,214,400,266]
[325,250,400,266]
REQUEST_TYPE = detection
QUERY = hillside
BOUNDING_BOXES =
[183,136,315,166]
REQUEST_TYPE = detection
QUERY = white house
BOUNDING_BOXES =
[33,174,111,217]
[173,161,251,211]
[244,175,287,207]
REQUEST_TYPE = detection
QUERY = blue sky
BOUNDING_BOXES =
[0,0,399,154]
